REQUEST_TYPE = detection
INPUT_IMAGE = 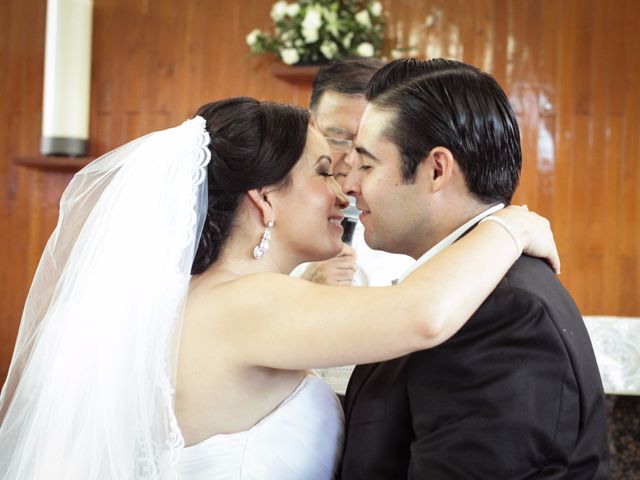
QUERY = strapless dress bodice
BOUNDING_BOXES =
[175,375,344,479]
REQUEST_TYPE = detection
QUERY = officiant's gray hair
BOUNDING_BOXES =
[309,57,384,111]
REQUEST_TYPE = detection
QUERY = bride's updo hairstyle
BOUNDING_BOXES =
[191,97,310,274]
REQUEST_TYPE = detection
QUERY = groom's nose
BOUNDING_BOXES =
[342,151,361,197]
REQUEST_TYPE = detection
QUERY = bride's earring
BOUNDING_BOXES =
[253,220,274,260]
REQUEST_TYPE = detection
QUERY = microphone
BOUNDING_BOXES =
[341,197,359,245]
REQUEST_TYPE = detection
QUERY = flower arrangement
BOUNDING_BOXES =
[246,1,385,65]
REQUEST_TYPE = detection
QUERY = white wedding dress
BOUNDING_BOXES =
[0,119,346,480]
[175,375,345,480]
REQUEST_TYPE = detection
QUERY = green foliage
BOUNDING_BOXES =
[246,1,385,65]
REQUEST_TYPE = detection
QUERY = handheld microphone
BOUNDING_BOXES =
[341,197,359,245]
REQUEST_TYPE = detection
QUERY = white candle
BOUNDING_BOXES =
[41,0,94,156]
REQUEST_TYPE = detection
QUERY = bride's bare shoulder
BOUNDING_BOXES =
[189,271,295,295]
[186,271,301,321]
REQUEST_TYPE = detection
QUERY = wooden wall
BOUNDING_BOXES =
[1,0,639,382]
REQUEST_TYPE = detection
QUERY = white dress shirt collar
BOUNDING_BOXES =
[397,203,504,284]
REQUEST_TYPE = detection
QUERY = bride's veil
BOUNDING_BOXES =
[0,116,211,479]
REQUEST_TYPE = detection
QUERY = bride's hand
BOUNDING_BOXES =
[492,205,561,274]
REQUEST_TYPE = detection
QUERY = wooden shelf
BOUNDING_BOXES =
[270,63,321,83]
[15,156,93,171]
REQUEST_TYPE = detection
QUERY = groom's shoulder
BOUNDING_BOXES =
[497,254,561,293]
[489,255,581,323]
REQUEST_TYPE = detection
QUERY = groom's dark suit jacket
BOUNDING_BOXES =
[340,255,609,479]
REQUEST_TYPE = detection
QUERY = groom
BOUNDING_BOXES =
[339,59,610,479]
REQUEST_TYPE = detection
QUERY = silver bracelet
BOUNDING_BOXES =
[479,215,523,258]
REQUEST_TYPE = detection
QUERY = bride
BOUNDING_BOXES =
[0,97,558,479]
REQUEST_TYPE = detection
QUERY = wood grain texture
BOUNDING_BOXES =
[1,0,639,383]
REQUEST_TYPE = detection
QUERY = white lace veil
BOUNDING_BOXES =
[0,116,211,479]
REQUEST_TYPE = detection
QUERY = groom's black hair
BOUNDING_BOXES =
[365,58,521,205]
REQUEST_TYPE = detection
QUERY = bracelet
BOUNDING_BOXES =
[479,215,523,259]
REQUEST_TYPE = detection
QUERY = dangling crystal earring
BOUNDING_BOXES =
[253,220,274,260]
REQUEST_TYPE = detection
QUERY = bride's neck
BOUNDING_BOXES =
[202,242,290,282]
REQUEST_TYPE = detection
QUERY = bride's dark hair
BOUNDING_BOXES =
[191,97,310,274]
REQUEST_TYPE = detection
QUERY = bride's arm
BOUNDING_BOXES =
[218,206,559,369]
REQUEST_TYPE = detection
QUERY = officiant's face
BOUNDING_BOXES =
[311,91,367,187]
[343,105,429,257]
[271,127,349,262]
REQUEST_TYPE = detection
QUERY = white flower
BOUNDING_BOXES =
[320,40,339,60]
[322,9,339,37]
[356,42,375,57]
[369,1,383,17]
[246,29,261,47]
[302,6,323,30]
[302,26,319,43]
[286,2,300,16]
[301,5,322,43]
[271,1,288,21]
[355,10,372,28]
[342,32,354,49]
[280,48,300,65]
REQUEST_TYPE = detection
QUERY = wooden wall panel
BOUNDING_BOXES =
[1,0,639,383]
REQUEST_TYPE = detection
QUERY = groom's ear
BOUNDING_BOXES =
[247,188,274,225]
[424,146,455,192]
